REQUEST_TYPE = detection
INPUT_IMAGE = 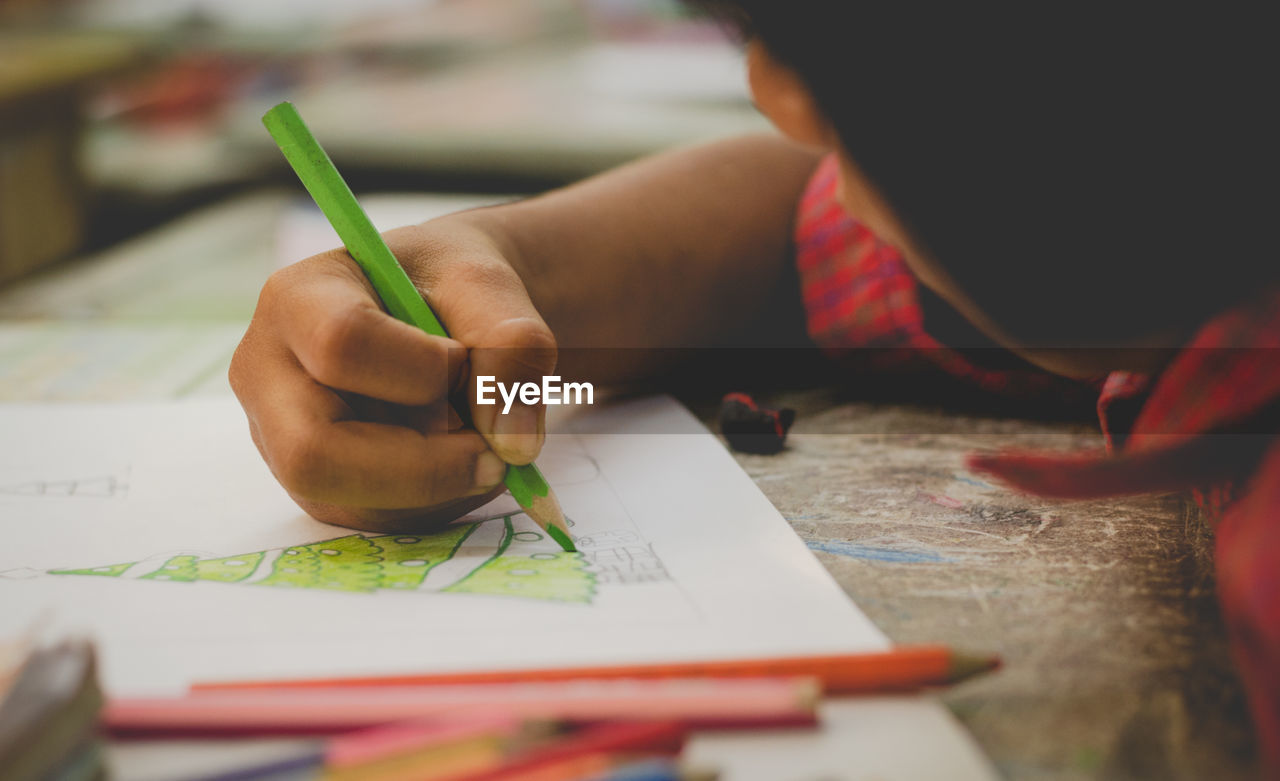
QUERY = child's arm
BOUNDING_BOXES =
[229,134,821,530]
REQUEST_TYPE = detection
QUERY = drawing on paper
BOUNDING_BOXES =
[49,515,598,604]
[0,474,128,499]
[573,530,671,585]
[36,435,676,605]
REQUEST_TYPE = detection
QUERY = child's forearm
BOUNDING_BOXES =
[446,134,823,378]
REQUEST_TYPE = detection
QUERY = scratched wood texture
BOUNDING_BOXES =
[694,387,1257,781]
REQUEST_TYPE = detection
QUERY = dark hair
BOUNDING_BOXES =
[688,2,1276,347]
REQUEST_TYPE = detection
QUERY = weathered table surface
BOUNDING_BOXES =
[695,387,1257,780]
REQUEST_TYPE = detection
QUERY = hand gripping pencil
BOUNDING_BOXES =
[262,101,574,553]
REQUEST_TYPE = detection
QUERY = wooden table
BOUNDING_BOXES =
[694,388,1257,779]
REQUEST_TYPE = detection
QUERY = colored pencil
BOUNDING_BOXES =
[195,645,998,696]
[260,100,572,552]
[453,721,685,781]
[326,716,526,768]
[103,677,819,737]
[181,746,326,781]
[487,753,617,781]
[588,758,712,781]
[328,735,506,781]
[180,720,535,781]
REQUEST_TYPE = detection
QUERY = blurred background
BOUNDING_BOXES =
[0,0,768,400]
[0,0,765,284]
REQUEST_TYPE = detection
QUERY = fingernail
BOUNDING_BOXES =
[474,450,507,490]
[492,404,540,463]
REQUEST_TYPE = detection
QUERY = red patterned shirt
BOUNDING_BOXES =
[795,157,1098,404]
[795,154,1280,767]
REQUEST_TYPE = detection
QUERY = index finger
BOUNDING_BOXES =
[271,254,467,406]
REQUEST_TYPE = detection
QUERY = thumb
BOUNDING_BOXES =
[380,224,559,465]
[467,318,558,464]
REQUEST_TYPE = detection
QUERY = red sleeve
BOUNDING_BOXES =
[1216,440,1280,769]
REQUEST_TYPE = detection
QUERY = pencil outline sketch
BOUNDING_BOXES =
[37,434,680,605]
[0,473,129,499]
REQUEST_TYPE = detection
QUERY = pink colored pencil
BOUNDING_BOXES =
[454,721,685,781]
[104,677,819,737]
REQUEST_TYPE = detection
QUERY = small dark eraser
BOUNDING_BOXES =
[719,393,796,455]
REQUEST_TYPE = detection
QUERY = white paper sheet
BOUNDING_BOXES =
[0,396,887,696]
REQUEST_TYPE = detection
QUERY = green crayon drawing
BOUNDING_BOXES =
[53,561,134,578]
[48,515,595,603]
[142,552,265,584]
[445,522,595,603]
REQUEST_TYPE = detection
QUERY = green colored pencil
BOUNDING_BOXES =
[262,101,574,553]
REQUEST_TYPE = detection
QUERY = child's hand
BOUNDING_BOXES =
[232,136,821,530]
[229,221,556,532]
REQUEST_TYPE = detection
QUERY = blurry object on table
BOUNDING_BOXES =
[224,6,763,184]
[94,53,254,125]
[578,38,750,105]
[71,0,585,202]
[83,50,285,204]
[0,637,106,781]
[340,0,585,60]
[577,0,749,107]
[40,0,759,210]
[0,31,141,285]
[225,46,765,184]
[0,0,73,26]
[53,0,582,57]
[580,0,722,41]
[52,0,434,37]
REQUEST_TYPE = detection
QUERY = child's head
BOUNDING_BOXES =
[691,2,1274,374]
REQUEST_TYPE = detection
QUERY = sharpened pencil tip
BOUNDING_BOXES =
[546,524,577,553]
[948,651,1002,683]
[527,490,575,552]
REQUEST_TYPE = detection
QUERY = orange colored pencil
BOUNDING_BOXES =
[194,645,998,696]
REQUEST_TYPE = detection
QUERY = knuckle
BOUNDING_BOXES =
[447,258,522,295]
[227,343,249,399]
[258,267,294,306]
[271,427,330,498]
[227,325,266,401]
[517,319,558,356]
[493,318,558,376]
[307,306,370,385]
